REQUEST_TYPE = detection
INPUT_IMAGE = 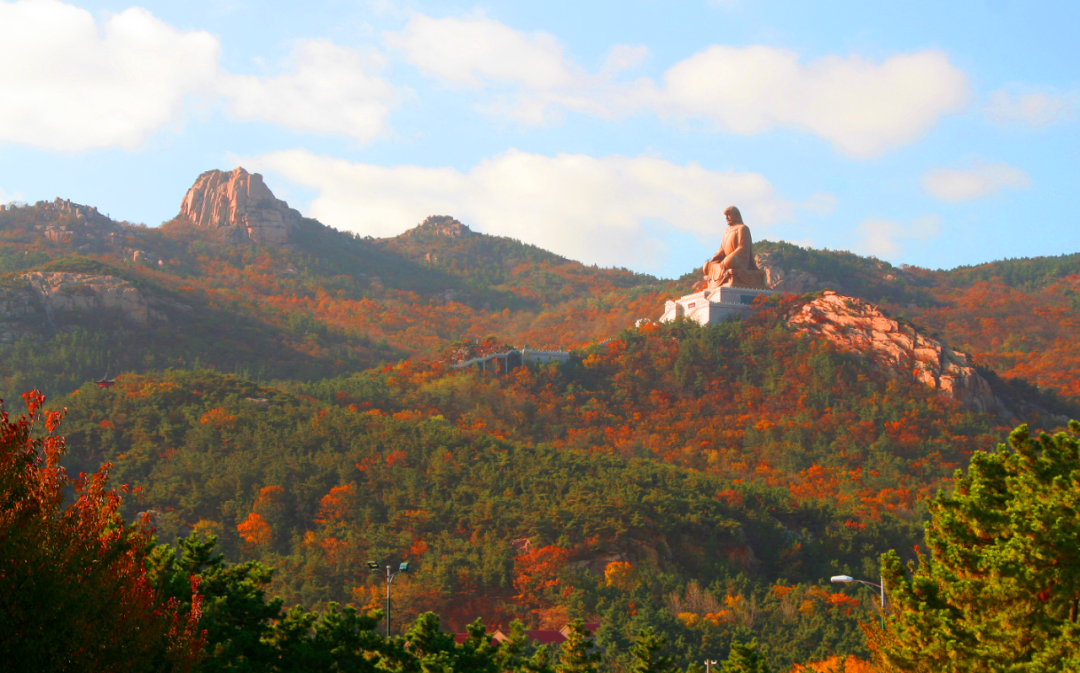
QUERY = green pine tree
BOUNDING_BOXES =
[495,620,555,673]
[556,619,601,673]
[869,422,1080,673]
[628,627,677,673]
[720,639,770,673]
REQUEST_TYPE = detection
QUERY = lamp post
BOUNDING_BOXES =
[831,575,886,627]
[703,659,719,672]
[369,560,409,637]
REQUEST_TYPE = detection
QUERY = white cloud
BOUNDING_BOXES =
[386,13,579,89]
[389,14,970,157]
[985,87,1076,128]
[658,47,970,158]
[0,187,24,205]
[222,40,397,142]
[855,214,941,258]
[920,160,1031,204]
[0,0,398,151]
[386,13,652,126]
[244,148,799,270]
[0,0,220,151]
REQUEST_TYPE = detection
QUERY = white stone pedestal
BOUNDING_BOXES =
[659,287,775,325]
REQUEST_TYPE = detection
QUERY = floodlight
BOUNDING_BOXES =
[831,575,854,583]
[367,561,381,570]
[399,562,410,572]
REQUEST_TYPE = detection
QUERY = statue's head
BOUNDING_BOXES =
[724,206,743,226]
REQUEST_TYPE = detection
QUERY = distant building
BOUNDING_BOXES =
[453,348,570,374]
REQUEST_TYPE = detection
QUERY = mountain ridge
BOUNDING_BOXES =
[2,168,1079,412]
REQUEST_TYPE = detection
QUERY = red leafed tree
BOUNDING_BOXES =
[514,544,571,607]
[0,391,204,672]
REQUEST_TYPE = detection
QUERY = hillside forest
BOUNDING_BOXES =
[2,186,1080,672]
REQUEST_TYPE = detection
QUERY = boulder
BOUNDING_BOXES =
[179,167,301,245]
[788,291,1006,415]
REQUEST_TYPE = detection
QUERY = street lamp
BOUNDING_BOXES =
[703,659,719,672]
[369,560,409,637]
[831,575,886,627]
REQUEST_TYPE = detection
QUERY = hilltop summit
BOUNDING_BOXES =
[403,215,476,239]
[178,167,300,245]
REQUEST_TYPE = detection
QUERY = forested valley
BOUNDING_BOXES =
[3,195,1079,672]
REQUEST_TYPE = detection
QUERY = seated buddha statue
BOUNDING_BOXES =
[701,206,768,291]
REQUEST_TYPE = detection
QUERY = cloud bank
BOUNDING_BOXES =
[222,40,397,142]
[0,0,397,151]
[921,160,1031,204]
[1,3,972,157]
[657,46,969,158]
[0,0,219,151]
[245,148,810,271]
[388,14,972,157]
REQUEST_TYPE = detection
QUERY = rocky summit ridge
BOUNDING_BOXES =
[178,167,301,245]
[787,291,1007,416]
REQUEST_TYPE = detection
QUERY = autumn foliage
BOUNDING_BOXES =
[0,391,203,671]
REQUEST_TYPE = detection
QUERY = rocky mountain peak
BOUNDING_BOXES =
[415,215,474,238]
[178,167,300,245]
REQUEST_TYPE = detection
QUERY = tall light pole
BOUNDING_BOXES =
[831,575,886,627]
[704,659,719,672]
[369,560,409,637]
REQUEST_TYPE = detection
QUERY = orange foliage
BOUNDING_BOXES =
[315,484,357,525]
[199,407,238,429]
[909,276,1080,400]
[604,561,637,591]
[365,305,996,522]
[254,484,285,509]
[237,512,272,548]
[513,544,571,607]
[793,656,876,672]
[0,390,204,669]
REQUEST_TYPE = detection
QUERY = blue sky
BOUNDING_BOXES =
[1,0,1077,278]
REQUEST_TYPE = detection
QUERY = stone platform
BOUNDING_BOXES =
[659,286,775,325]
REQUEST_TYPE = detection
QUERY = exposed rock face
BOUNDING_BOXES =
[0,270,191,342]
[179,167,300,245]
[788,291,1006,415]
[21,272,164,326]
[755,252,832,293]
[415,215,474,238]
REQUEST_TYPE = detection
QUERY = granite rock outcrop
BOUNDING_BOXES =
[788,291,1007,415]
[755,252,831,293]
[414,215,475,238]
[0,273,178,338]
[22,272,165,326]
[179,167,301,245]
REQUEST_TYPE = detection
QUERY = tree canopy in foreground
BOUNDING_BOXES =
[869,422,1080,672]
